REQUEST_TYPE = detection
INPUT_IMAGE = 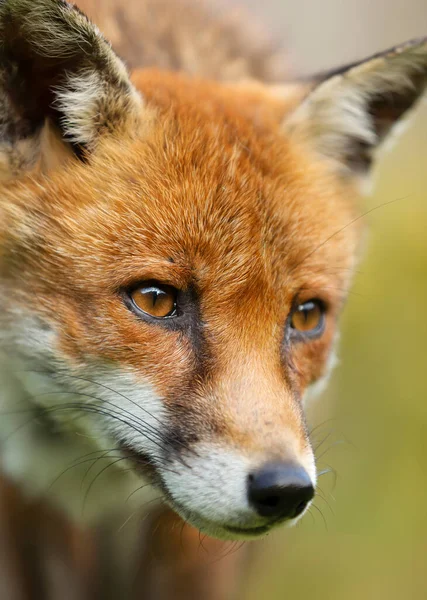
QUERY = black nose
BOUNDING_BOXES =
[248,463,314,520]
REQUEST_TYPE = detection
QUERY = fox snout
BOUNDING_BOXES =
[159,441,316,539]
[144,354,317,539]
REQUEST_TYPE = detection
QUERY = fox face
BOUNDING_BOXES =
[0,0,425,539]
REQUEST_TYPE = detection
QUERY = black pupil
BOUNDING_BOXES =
[300,301,315,320]
[148,288,163,307]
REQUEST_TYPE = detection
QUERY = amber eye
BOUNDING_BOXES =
[129,282,177,318]
[291,300,325,335]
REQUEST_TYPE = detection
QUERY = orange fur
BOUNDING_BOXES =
[0,70,360,455]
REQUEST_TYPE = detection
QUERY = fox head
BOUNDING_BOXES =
[0,0,425,539]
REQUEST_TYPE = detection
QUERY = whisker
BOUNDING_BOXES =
[317,468,334,477]
[308,418,338,438]
[39,396,174,458]
[313,431,334,453]
[289,194,411,275]
[119,497,167,537]
[126,483,152,504]
[2,397,193,475]
[48,454,124,491]
[316,441,345,462]
[179,519,187,552]
[82,457,130,513]
[21,369,194,455]
[310,503,328,531]
[209,540,246,565]
[298,285,365,299]
[315,491,335,516]
[30,391,174,455]
[117,510,139,533]
[81,448,124,490]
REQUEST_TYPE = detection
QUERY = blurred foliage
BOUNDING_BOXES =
[244,104,427,599]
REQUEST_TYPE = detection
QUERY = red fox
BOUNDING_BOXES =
[0,0,425,558]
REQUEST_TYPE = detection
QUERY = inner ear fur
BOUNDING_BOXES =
[283,38,427,178]
[0,0,142,179]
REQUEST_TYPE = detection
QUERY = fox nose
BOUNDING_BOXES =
[248,463,314,520]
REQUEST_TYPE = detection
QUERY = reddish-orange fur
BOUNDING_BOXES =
[1,70,360,454]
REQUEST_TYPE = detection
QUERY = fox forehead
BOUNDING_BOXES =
[9,71,359,295]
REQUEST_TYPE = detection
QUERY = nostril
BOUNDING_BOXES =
[294,500,308,518]
[248,463,314,520]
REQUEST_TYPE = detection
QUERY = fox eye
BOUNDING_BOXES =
[129,282,177,319]
[290,300,325,337]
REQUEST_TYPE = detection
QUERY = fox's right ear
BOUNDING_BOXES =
[283,38,427,184]
[0,0,142,180]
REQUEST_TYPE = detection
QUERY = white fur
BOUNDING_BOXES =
[304,344,339,406]
[54,68,143,147]
[162,441,316,539]
[164,445,252,524]
[0,314,164,521]
[55,71,106,146]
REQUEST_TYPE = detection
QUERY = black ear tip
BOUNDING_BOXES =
[390,36,427,54]
[309,36,427,86]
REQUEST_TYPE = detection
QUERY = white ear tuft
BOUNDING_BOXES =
[284,38,427,179]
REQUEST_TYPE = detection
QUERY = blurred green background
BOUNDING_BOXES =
[243,95,427,600]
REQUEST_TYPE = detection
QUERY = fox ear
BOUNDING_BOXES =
[0,0,142,179]
[284,39,427,180]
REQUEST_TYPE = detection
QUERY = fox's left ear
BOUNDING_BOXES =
[284,38,427,180]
